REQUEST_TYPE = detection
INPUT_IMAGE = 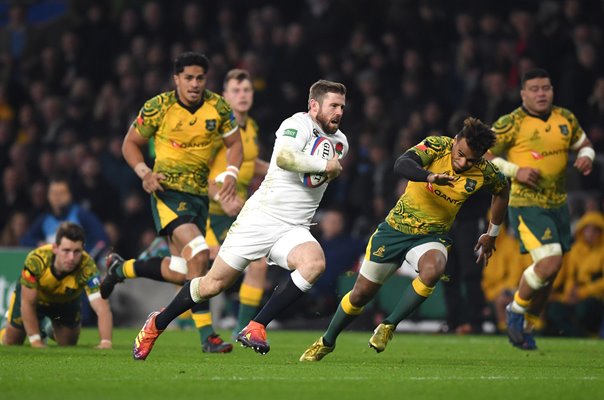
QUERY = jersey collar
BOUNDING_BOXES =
[521,105,551,122]
[175,90,204,114]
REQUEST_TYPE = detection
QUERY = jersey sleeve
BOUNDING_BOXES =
[132,94,165,139]
[20,250,44,289]
[333,135,349,159]
[274,118,310,152]
[216,97,238,138]
[560,108,586,148]
[482,160,508,195]
[78,254,101,298]
[490,113,517,157]
[406,136,449,166]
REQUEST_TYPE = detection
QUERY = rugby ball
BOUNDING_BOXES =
[299,136,335,187]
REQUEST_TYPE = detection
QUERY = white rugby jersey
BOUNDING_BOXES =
[242,112,348,225]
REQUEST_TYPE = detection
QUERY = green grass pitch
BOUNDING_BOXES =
[1,328,602,400]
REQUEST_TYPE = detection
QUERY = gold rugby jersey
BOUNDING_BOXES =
[387,136,507,235]
[491,106,584,208]
[20,244,100,304]
[133,90,238,196]
[208,117,260,215]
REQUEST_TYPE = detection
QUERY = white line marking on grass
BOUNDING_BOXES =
[202,376,601,382]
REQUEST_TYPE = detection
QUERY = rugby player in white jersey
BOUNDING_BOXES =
[132,79,349,360]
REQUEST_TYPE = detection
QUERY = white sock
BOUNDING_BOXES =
[291,269,313,292]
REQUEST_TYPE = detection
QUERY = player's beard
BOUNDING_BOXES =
[316,110,339,134]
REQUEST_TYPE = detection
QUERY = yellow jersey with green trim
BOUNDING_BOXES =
[133,90,238,196]
[491,106,584,208]
[19,244,101,304]
[208,117,260,215]
[387,136,507,235]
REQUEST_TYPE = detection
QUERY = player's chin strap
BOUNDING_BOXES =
[181,235,209,261]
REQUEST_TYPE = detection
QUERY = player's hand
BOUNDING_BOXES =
[474,234,496,264]
[220,195,244,217]
[142,171,166,194]
[574,156,593,176]
[96,340,112,349]
[516,167,540,189]
[325,154,342,182]
[427,173,455,187]
[30,339,47,349]
[218,175,237,202]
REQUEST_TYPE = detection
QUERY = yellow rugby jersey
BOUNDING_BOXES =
[387,136,507,235]
[491,106,584,208]
[133,90,238,196]
[20,244,100,304]
[208,117,260,215]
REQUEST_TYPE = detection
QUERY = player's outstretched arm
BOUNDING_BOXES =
[474,182,509,263]
[90,296,113,349]
[219,129,243,202]
[20,285,46,348]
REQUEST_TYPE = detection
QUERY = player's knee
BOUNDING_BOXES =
[1,327,25,345]
[298,258,325,283]
[181,235,209,264]
[530,244,563,282]
[418,259,445,286]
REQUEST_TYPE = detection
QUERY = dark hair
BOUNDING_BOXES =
[174,52,209,75]
[521,68,550,88]
[308,80,347,109]
[49,174,72,189]
[457,117,496,155]
[55,222,86,245]
[223,68,251,88]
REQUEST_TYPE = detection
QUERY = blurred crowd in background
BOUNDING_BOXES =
[1,0,603,336]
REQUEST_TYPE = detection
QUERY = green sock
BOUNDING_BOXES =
[191,303,214,343]
[323,304,359,346]
[383,284,428,326]
[236,304,259,333]
[198,325,214,343]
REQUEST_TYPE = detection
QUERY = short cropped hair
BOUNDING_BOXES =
[55,222,86,245]
[174,52,210,75]
[223,69,251,88]
[308,80,347,109]
[521,68,550,88]
[49,174,72,189]
[457,117,496,155]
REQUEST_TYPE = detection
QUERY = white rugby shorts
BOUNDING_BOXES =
[218,209,317,271]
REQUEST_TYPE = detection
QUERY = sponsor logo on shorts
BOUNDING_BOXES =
[541,228,552,241]
[177,202,188,211]
[373,245,385,257]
